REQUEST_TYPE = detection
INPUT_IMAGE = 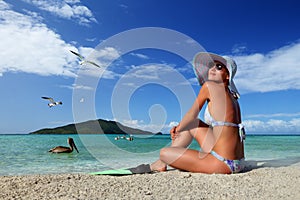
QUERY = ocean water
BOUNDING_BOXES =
[0,134,299,176]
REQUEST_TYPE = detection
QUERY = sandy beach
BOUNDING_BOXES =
[1,164,299,200]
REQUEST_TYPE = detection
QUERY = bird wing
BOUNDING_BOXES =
[42,96,55,103]
[86,60,101,68]
[49,146,71,153]
[70,50,84,60]
[70,50,101,68]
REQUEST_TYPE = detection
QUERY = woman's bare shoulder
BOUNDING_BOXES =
[202,81,227,98]
[203,81,220,88]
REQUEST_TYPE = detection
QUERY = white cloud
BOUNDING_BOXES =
[231,44,248,54]
[243,118,300,133]
[119,119,171,134]
[93,47,121,61]
[126,64,162,80]
[112,117,300,134]
[74,46,122,78]
[130,53,149,59]
[0,3,119,78]
[189,77,200,86]
[232,41,300,93]
[290,118,300,127]
[119,64,194,91]
[122,119,142,127]
[121,63,188,85]
[21,0,97,25]
[114,117,180,134]
[60,83,94,90]
[85,37,97,42]
[0,2,79,77]
[246,112,300,118]
[167,121,179,129]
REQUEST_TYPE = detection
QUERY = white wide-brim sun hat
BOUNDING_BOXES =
[193,52,240,98]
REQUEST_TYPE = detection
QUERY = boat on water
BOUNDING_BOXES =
[115,135,134,141]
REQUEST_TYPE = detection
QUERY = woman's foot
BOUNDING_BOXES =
[150,160,167,172]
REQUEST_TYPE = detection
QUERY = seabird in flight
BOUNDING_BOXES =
[69,50,101,68]
[41,97,62,108]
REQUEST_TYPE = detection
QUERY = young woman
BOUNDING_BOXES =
[150,52,246,174]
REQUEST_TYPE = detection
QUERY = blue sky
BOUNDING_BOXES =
[1,0,300,134]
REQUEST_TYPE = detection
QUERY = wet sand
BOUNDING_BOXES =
[1,164,299,200]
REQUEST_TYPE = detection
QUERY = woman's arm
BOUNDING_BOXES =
[176,83,209,132]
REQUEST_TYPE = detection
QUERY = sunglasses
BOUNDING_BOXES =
[208,62,226,71]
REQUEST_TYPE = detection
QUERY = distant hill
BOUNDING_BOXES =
[29,119,162,135]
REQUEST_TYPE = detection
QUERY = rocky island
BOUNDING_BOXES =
[30,118,162,135]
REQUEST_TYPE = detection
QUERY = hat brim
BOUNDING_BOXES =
[193,52,240,98]
[193,52,227,85]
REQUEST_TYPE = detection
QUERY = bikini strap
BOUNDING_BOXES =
[205,106,246,142]
[210,150,226,162]
[212,122,246,142]
[211,121,239,127]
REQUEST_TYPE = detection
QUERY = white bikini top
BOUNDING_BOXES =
[204,106,246,142]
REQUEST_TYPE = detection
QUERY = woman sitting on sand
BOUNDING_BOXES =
[150,52,246,174]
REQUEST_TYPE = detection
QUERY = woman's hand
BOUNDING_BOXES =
[170,126,179,141]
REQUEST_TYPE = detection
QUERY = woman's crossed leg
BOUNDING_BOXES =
[151,119,231,174]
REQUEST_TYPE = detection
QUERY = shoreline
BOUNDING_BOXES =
[1,165,299,199]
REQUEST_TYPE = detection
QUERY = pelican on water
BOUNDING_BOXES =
[69,50,101,68]
[49,137,79,153]
[41,97,62,107]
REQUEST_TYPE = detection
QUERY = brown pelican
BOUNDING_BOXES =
[49,137,79,153]
[69,50,101,68]
[42,97,62,107]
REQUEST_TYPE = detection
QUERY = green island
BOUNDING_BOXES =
[29,118,162,135]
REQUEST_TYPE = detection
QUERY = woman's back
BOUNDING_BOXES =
[206,81,244,160]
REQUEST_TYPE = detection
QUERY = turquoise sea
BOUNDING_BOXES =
[0,134,300,176]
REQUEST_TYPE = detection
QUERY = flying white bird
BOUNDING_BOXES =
[41,97,62,107]
[69,50,101,68]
